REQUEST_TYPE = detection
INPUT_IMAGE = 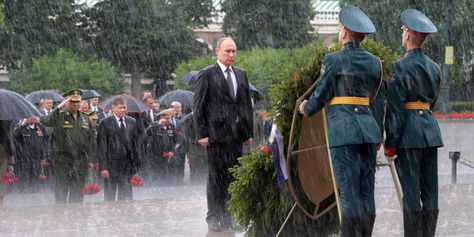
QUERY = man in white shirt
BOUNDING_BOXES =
[89,97,102,113]
[39,98,54,116]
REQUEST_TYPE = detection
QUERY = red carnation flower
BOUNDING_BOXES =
[130,175,144,187]
[41,160,51,168]
[2,172,19,185]
[82,183,101,195]
[39,174,47,181]
[162,151,168,159]
[261,145,271,155]
[384,147,397,158]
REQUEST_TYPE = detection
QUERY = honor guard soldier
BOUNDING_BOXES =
[299,5,383,237]
[41,89,96,203]
[384,9,443,237]
[144,109,177,184]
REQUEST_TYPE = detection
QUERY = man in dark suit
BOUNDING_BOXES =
[384,9,443,237]
[141,96,159,130]
[97,107,110,123]
[299,5,383,236]
[39,98,54,116]
[193,37,253,232]
[171,101,188,184]
[97,97,141,201]
[89,97,103,113]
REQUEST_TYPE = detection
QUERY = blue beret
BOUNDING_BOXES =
[339,5,376,34]
[401,9,437,33]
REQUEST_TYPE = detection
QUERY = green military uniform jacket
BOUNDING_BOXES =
[41,107,96,175]
[304,42,384,147]
[385,48,443,148]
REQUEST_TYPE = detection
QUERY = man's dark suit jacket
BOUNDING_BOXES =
[97,115,140,175]
[140,108,160,131]
[193,63,253,144]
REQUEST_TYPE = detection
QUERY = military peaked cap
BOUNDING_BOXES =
[63,89,82,102]
[339,5,376,34]
[401,9,437,33]
[157,108,174,119]
[87,111,99,121]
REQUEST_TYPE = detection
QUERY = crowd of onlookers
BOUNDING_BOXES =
[1,89,272,202]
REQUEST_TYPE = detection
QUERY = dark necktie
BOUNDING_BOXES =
[225,68,235,98]
[119,118,125,130]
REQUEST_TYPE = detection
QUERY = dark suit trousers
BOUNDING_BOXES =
[54,170,85,204]
[330,143,376,217]
[104,172,133,201]
[395,148,438,212]
[206,142,242,226]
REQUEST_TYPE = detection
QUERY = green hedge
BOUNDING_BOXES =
[433,101,474,113]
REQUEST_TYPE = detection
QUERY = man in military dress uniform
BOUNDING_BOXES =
[41,90,96,203]
[144,109,177,184]
[384,9,443,237]
[299,5,383,237]
[13,117,49,192]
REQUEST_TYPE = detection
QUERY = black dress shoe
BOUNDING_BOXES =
[208,222,221,232]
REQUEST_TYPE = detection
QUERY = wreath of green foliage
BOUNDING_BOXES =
[229,39,399,237]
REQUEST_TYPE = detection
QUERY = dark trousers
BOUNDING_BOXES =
[16,160,40,192]
[104,172,133,201]
[189,153,208,183]
[171,153,186,184]
[54,170,85,204]
[396,148,438,211]
[396,148,439,237]
[206,142,242,227]
[331,143,376,237]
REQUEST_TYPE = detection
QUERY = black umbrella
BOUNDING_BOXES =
[81,89,102,100]
[158,90,194,107]
[249,84,263,101]
[25,90,64,104]
[0,89,43,120]
[180,71,199,85]
[100,94,148,113]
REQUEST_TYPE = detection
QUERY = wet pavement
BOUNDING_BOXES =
[2,121,474,236]
[1,183,474,237]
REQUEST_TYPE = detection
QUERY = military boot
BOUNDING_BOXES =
[361,215,376,237]
[422,209,439,237]
[403,211,423,237]
[341,217,362,237]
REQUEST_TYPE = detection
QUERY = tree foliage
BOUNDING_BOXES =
[222,0,316,50]
[340,0,474,81]
[8,49,123,96]
[78,0,211,97]
[168,0,213,28]
[0,0,77,69]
